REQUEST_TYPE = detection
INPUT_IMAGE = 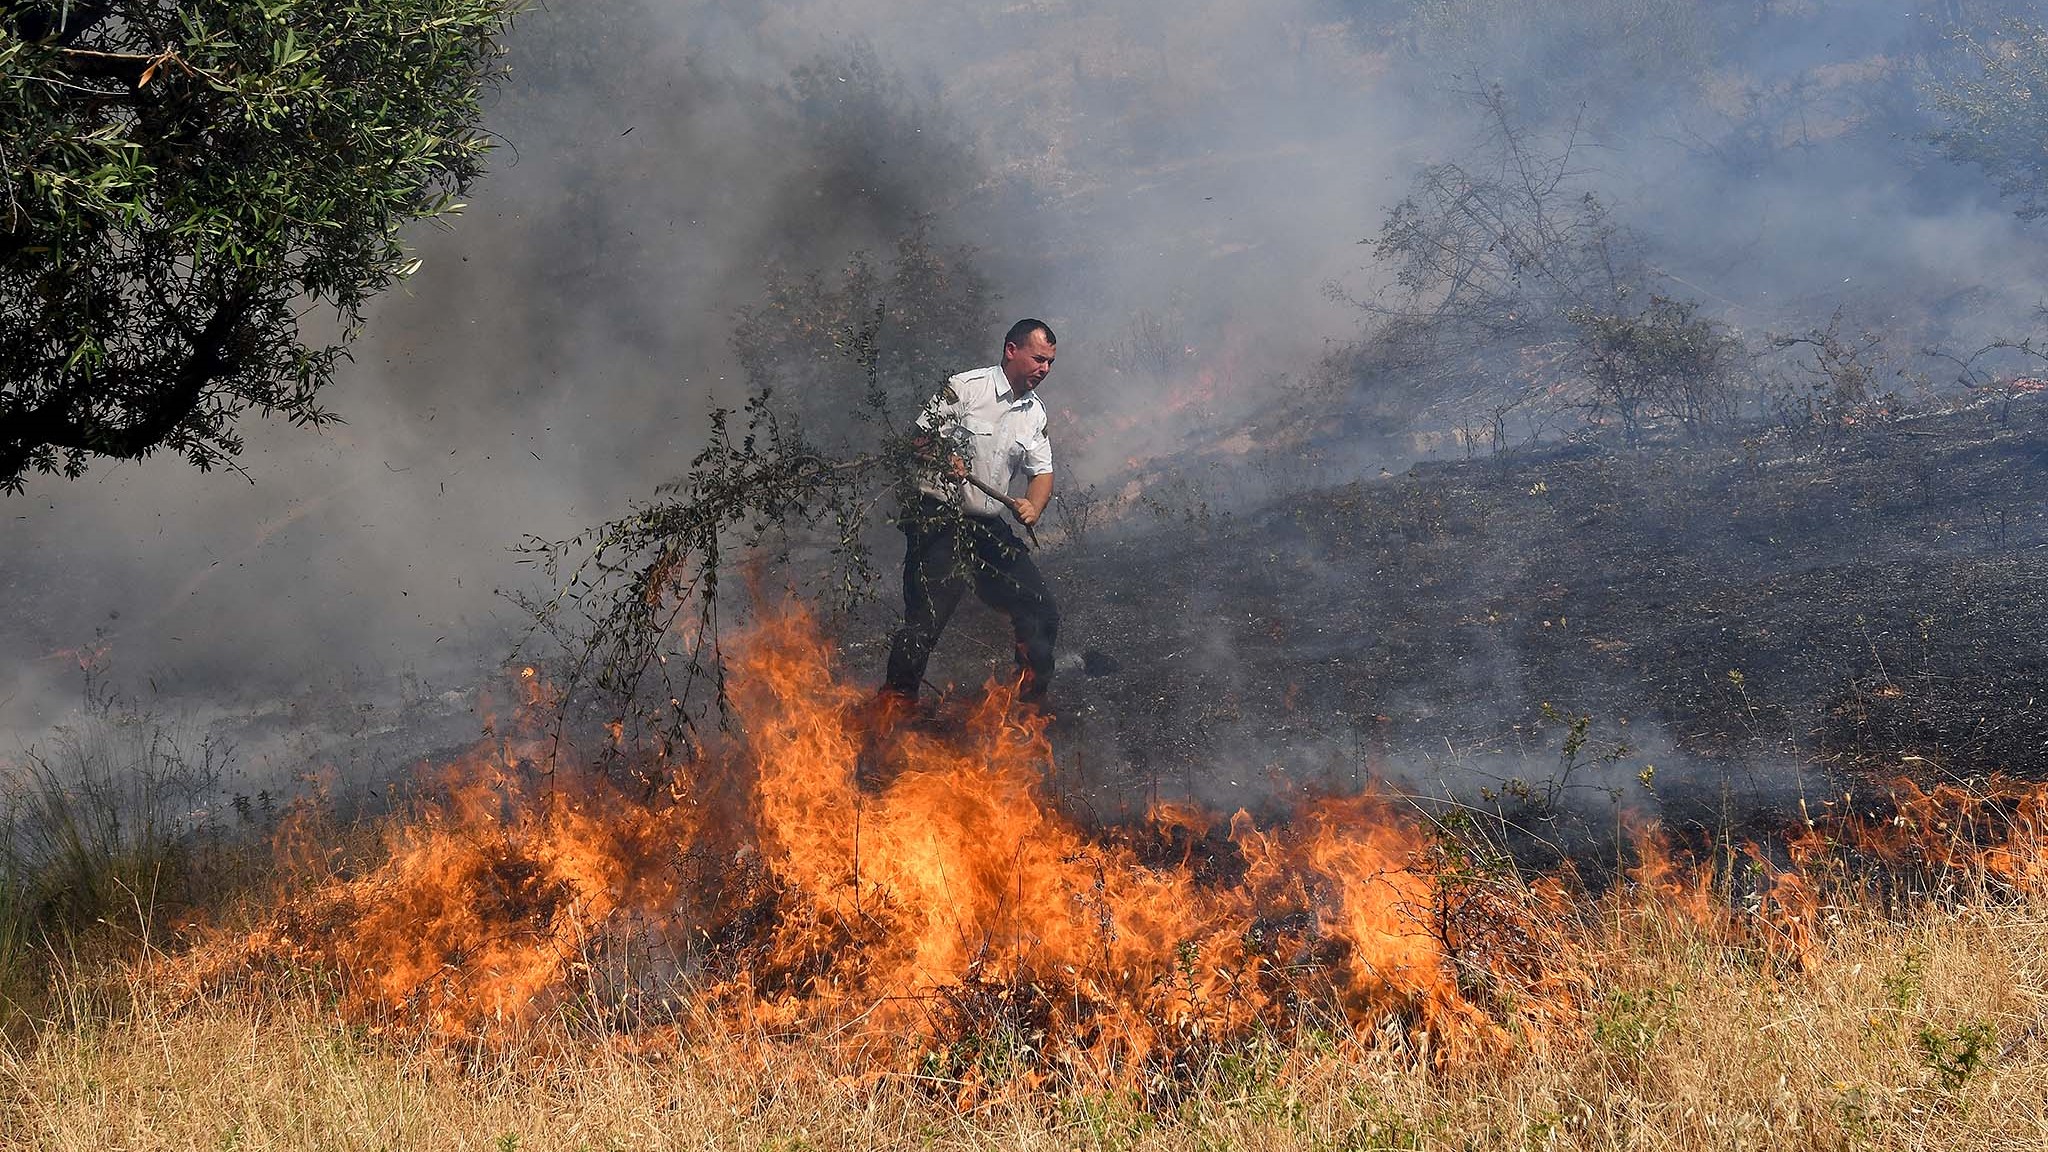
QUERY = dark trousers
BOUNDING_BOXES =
[884,499,1059,703]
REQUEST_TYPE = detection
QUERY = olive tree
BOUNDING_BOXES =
[1,0,515,491]
[514,297,970,765]
[732,227,999,452]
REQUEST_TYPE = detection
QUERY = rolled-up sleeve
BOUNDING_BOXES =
[915,384,958,433]
[1020,411,1054,476]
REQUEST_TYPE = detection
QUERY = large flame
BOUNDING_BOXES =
[191,606,2048,1087]
[205,607,1568,1081]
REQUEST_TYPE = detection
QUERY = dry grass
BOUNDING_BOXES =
[6,892,2047,1151]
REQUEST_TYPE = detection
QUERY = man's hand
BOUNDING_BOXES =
[1020,472,1054,528]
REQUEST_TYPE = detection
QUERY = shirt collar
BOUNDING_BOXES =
[991,365,1036,408]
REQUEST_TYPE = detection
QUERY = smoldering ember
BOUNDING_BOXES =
[10,2,2048,1147]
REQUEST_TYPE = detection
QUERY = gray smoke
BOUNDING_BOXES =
[5,0,2044,790]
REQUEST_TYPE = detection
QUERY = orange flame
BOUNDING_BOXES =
[1788,777,2048,893]
[188,607,2048,1088]
[201,606,1565,1081]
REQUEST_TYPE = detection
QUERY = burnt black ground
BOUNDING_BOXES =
[841,393,2048,848]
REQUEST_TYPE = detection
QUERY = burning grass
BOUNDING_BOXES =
[175,607,1567,1083]
[11,605,2048,1147]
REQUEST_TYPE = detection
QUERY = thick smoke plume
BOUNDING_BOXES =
[6,0,2045,806]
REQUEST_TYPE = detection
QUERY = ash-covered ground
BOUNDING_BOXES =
[845,393,2048,848]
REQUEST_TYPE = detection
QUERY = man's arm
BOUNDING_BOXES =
[1014,409,1055,526]
[1015,471,1053,526]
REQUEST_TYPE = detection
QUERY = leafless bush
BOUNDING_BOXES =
[1100,306,1192,379]
[1053,483,1107,547]
[1926,307,2048,423]
[1334,86,1732,448]
[1764,308,1923,444]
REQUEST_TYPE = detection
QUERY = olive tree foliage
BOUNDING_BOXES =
[1925,17,2048,222]
[514,41,1000,760]
[504,39,1005,760]
[0,0,515,492]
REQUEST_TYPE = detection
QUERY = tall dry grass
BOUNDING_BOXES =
[1,693,238,1030]
[5,888,2045,1151]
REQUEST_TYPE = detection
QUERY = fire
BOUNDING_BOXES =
[1625,776,2048,973]
[1788,777,2048,892]
[183,606,2048,1089]
[195,606,1572,1082]
[663,608,1539,1071]
[1626,819,1821,968]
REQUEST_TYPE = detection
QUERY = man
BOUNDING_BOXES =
[883,319,1060,708]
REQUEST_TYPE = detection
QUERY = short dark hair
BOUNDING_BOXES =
[1005,318,1055,349]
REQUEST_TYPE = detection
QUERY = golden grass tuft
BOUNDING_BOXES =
[7,889,2048,1151]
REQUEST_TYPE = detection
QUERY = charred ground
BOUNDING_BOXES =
[847,393,2048,843]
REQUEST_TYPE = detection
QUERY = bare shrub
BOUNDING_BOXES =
[1052,483,1107,547]
[1099,306,1192,379]
[1764,308,1923,443]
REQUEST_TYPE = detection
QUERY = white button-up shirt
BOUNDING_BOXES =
[916,364,1054,518]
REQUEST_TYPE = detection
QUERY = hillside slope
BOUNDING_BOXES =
[856,394,2048,838]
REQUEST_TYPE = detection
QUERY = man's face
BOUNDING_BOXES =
[1003,330,1056,394]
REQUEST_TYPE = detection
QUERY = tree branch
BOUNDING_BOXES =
[0,287,252,481]
[3,2,116,50]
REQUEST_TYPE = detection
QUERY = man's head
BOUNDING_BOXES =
[1001,318,1057,394]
